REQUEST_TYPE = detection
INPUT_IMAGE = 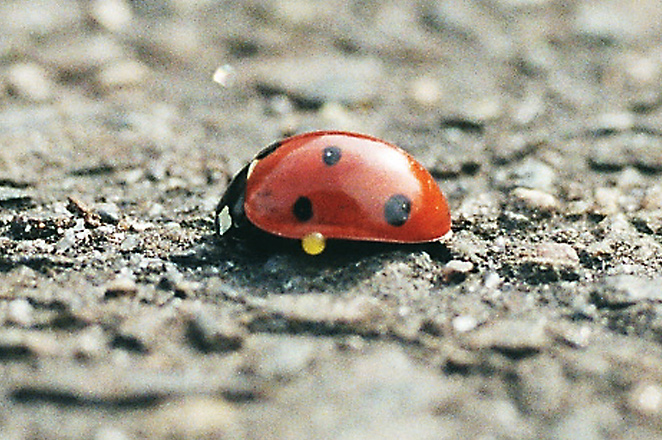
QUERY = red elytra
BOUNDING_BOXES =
[215,131,451,252]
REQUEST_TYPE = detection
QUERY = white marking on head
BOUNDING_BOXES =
[218,205,233,236]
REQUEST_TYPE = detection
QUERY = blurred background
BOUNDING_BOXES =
[2,0,662,198]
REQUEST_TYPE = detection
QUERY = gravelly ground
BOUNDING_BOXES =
[2,0,662,439]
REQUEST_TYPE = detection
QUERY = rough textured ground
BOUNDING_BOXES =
[2,0,662,438]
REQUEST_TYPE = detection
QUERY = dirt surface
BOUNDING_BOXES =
[2,0,662,438]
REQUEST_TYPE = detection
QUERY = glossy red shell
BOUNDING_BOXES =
[243,131,451,243]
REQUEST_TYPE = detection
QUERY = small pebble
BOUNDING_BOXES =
[629,87,662,112]
[593,187,621,215]
[616,167,645,189]
[634,211,662,235]
[6,63,54,101]
[547,322,592,348]
[641,185,662,210]
[586,1,662,40]
[590,132,662,172]
[187,311,246,352]
[319,102,357,131]
[575,3,629,41]
[67,196,102,228]
[589,137,628,171]
[457,192,502,220]
[39,35,126,73]
[506,158,556,192]
[160,263,184,287]
[255,55,384,107]
[127,219,153,232]
[95,202,121,224]
[495,0,553,5]
[266,95,295,116]
[629,132,662,172]
[598,213,636,236]
[260,293,385,331]
[120,235,140,251]
[89,0,133,32]
[442,260,473,283]
[147,203,164,217]
[490,132,536,164]
[104,276,138,298]
[452,315,478,333]
[553,403,621,440]
[72,218,86,232]
[96,60,149,91]
[531,242,580,267]
[270,0,321,25]
[466,318,551,353]
[444,260,474,273]
[2,1,81,36]
[54,229,77,252]
[592,274,662,307]
[408,77,443,107]
[461,96,502,122]
[591,112,635,133]
[511,187,561,212]
[213,64,235,87]
[117,169,144,185]
[7,299,33,327]
[0,187,33,206]
[146,397,237,438]
[516,356,567,417]
[625,53,661,84]
[164,221,181,231]
[484,272,503,290]
[243,335,320,378]
[516,241,580,282]
[629,383,662,416]
[511,93,545,125]
[76,325,108,358]
[95,426,130,440]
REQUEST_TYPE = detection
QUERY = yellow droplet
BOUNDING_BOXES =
[302,232,326,255]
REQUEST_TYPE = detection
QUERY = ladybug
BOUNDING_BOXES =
[215,131,451,255]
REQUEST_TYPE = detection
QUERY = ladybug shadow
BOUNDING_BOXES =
[175,230,453,295]
[232,231,453,263]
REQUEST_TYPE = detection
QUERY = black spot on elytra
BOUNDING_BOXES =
[322,146,341,166]
[293,196,313,222]
[384,194,411,227]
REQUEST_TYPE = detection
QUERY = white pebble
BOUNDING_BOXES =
[97,60,149,90]
[7,299,33,327]
[6,63,54,102]
[512,187,561,212]
[90,0,133,31]
[484,272,503,289]
[630,383,662,415]
[409,77,443,107]
[213,64,235,87]
[445,260,474,273]
[452,315,478,333]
